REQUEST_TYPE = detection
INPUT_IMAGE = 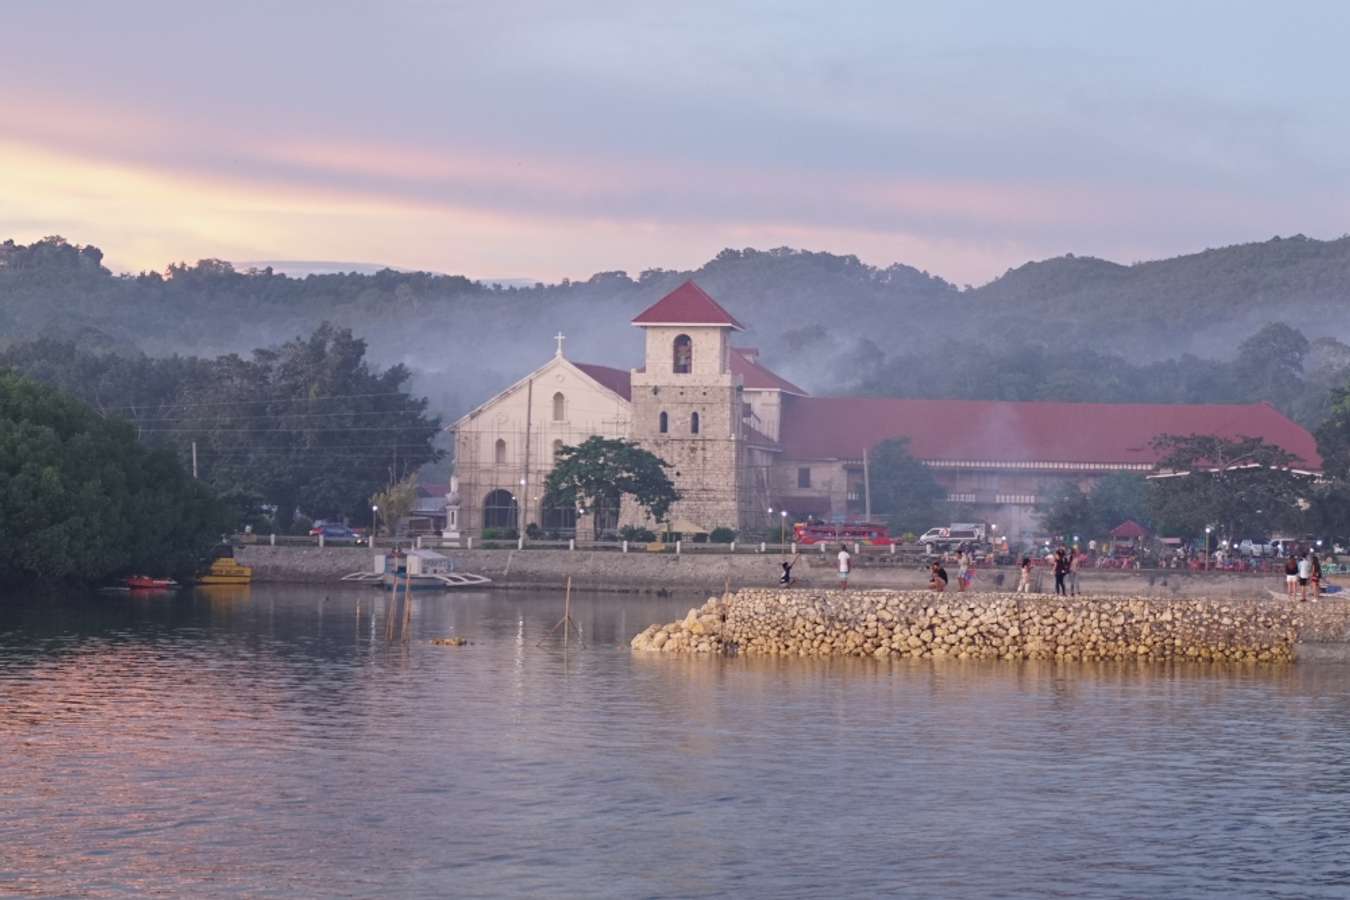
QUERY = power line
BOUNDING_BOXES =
[137,425,447,433]
[127,408,440,424]
[92,390,421,412]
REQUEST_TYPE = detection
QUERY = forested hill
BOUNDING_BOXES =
[2,234,1349,421]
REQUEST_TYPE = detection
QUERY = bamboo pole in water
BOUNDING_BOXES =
[384,561,396,641]
[563,576,572,649]
[401,559,413,641]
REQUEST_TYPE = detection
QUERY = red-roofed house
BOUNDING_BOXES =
[449,281,1320,540]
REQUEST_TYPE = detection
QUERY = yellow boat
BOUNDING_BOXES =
[197,555,253,585]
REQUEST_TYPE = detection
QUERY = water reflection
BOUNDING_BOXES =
[2,586,1350,898]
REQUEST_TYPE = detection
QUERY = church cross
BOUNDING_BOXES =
[554,331,566,357]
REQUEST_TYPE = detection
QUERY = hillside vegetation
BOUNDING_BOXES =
[3,234,1349,424]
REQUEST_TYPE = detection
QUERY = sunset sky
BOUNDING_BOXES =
[3,1,1348,283]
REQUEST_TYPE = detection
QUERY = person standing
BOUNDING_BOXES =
[1053,548,1069,596]
[1284,554,1299,600]
[837,544,851,590]
[1068,547,1082,597]
[1017,556,1032,593]
[955,548,970,593]
[1297,552,1313,602]
[1311,551,1323,601]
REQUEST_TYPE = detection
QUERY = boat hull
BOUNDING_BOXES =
[197,575,252,585]
[382,575,450,591]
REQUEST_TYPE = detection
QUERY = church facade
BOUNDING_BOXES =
[450,281,1321,540]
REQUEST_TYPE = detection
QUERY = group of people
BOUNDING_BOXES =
[928,548,976,593]
[1012,546,1083,595]
[778,542,1331,602]
[1283,551,1323,602]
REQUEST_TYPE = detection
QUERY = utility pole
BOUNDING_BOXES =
[862,445,871,521]
[521,377,533,537]
[191,441,198,480]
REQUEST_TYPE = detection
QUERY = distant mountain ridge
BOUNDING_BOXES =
[3,233,1349,420]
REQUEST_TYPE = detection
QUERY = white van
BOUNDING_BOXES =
[918,523,987,554]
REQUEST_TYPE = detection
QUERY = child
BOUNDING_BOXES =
[1017,556,1032,593]
[779,553,800,586]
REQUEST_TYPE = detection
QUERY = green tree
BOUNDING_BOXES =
[543,437,679,533]
[867,438,946,534]
[1039,473,1150,540]
[1146,434,1309,539]
[1039,483,1094,540]
[371,474,419,536]
[0,372,227,586]
[1233,322,1310,412]
[1315,383,1350,480]
[0,325,443,531]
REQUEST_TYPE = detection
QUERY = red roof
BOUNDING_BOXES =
[731,348,805,394]
[632,280,745,330]
[574,362,631,400]
[1110,520,1151,539]
[778,397,1322,469]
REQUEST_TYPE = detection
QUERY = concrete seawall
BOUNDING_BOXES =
[237,545,1287,598]
[631,590,1350,662]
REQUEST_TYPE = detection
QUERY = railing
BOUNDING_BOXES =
[235,533,916,558]
[232,534,1313,578]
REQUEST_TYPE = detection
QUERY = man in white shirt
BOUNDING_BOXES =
[1297,552,1313,602]
[837,545,851,589]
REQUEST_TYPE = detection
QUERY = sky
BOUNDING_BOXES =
[2,0,1349,284]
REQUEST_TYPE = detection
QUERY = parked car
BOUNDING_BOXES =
[314,524,360,545]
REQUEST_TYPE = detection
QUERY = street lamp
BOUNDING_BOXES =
[1204,525,1213,571]
[371,504,379,536]
[780,509,788,546]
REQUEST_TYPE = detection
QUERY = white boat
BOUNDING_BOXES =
[342,550,491,591]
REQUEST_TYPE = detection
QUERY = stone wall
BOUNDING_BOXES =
[631,589,1350,662]
[236,544,1307,597]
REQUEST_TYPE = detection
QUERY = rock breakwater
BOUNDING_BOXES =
[630,589,1327,662]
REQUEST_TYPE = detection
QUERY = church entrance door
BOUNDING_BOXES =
[482,489,519,532]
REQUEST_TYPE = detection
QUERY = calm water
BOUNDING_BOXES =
[3,587,1350,898]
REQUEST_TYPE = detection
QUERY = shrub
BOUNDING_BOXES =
[619,525,657,543]
[709,527,737,543]
[481,528,499,540]
[525,522,542,539]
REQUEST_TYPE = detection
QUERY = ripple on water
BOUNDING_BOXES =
[3,586,1350,898]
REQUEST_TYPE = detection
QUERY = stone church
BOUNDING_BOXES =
[450,281,1320,540]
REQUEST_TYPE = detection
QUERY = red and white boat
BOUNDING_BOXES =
[123,575,180,590]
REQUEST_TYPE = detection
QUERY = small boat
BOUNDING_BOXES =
[196,547,253,585]
[342,549,491,591]
[124,575,179,590]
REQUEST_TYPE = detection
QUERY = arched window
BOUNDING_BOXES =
[552,391,565,421]
[494,438,506,465]
[691,411,700,434]
[673,334,692,374]
[552,439,564,461]
[659,411,668,433]
[482,489,518,530]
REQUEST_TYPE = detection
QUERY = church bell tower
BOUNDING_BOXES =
[628,280,748,533]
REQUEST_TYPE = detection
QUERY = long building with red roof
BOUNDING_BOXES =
[450,280,1319,540]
